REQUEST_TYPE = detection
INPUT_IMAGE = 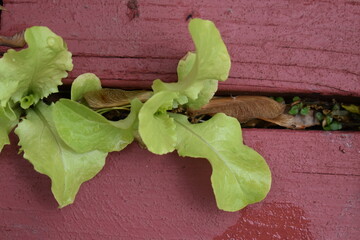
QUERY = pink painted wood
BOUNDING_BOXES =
[0,0,359,239]
[1,131,359,239]
[1,0,360,96]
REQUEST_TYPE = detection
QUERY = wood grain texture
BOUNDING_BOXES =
[0,130,359,239]
[0,0,360,239]
[1,0,359,95]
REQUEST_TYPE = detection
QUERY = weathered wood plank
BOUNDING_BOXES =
[1,0,359,96]
[0,130,359,239]
[1,0,359,239]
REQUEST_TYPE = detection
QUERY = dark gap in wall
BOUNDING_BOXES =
[55,85,359,131]
[57,85,360,104]
[215,91,360,105]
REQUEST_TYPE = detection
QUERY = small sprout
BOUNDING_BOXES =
[292,96,301,102]
[20,95,35,109]
[275,97,284,103]
[329,121,342,131]
[315,112,324,121]
[331,110,348,117]
[323,121,342,131]
[323,126,329,130]
[332,104,340,111]
[289,105,300,115]
[326,115,333,125]
[300,106,310,115]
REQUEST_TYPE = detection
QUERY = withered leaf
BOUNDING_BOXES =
[0,31,26,48]
[342,104,360,115]
[262,110,320,129]
[188,96,285,123]
[84,88,152,109]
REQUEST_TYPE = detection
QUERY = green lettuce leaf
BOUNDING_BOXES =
[0,26,73,108]
[138,91,178,154]
[175,52,219,110]
[15,102,107,208]
[152,18,230,109]
[20,94,35,109]
[138,19,230,154]
[53,99,142,153]
[71,73,102,102]
[0,102,21,151]
[171,113,271,212]
[177,52,196,82]
[186,79,218,110]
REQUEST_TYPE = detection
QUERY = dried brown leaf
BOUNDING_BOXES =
[84,88,152,109]
[0,31,26,48]
[188,96,285,123]
[262,110,320,129]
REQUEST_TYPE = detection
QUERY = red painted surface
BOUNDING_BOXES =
[1,0,360,96]
[0,131,359,239]
[0,0,360,239]
[214,203,314,240]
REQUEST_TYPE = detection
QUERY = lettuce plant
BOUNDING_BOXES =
[0,19,271,211]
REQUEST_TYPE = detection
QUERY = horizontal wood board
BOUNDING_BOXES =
[0,0,360,239]
[0,131,359,239]
[1,0,359,95]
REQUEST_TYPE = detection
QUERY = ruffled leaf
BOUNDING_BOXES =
[71,73,102,102]
[0,26,73,108]
[176,52,219,109]
[138,91,178,154]
[152,18,230,109]
[186,79,218,110]
[0,103,20,151]
[15,102,107,208]
[53,99,142,153]
[171,113,271,212]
